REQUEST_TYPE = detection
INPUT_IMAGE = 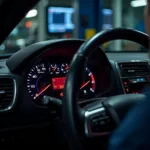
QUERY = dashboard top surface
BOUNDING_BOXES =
[0,52,149,69]
[0,52,149,61]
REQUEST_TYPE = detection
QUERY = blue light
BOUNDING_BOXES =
[102,9,113,15]
[140,78,145,82]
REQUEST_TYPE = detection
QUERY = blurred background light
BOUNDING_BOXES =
[131,0,146,7]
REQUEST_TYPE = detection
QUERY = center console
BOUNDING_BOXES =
[122,77,150,93]
[117,62,150,94]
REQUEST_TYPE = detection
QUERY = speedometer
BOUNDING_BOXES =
[27,62,96,106]
[26,63,52,105]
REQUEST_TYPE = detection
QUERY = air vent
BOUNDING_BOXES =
[118,62,150,77]
[0,78,16,111]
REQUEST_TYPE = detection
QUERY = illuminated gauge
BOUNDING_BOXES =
[35,63,47,74]
[27,63,52,105]
[61,63,69,74]
[49,64,60,75]
[79,68,96,99]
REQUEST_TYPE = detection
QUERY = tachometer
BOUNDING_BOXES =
[79,68,96,99]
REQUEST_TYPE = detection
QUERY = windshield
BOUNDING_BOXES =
[0,0,147,54]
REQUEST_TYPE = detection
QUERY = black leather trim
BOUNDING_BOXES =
[103,94,146,121]
[83,98,106,112]
[77,28,149,56]
[63,54,87,150]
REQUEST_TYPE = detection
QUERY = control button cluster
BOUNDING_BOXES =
[90,111,112,133]
[130,78,146,83]
[122,76,150,94]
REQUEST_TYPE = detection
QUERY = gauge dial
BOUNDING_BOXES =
[49,64,60,75]
[27,63,52,105]
[61,63,69,74]
[79,68,96,99]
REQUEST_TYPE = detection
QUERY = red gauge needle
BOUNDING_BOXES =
[80,80,90,90]
[53,67,57,71]
[34,84,51,99]
[65,66,69,70]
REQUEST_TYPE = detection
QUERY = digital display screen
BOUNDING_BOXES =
[52,77,66,90]
[47,6,75,33]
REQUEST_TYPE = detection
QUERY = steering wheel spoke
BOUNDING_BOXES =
[83,99,116,138]
[82,94,147,138]
[84,106,113,137]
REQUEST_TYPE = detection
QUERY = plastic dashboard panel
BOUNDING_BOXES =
[0,40,87,130]
[0,39,111,129]
[0,38,148,131]
[0,60,50,129]
[6,39,85,74]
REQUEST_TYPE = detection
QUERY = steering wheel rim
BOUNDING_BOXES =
[63,28,149,150]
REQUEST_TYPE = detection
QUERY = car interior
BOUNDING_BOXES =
[0,0,149,149]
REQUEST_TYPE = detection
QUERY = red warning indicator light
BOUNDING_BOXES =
[124,82,127,85]
[60,92,63,97]
[126,88,129,92]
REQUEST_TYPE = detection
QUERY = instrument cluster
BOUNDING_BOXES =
[26,61,96,106]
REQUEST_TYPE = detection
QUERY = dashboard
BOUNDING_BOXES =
[0,39,148,116]
[4,39,149,111]
[0,39,148,146]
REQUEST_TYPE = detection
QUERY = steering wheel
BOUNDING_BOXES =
[62,28,149,150]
